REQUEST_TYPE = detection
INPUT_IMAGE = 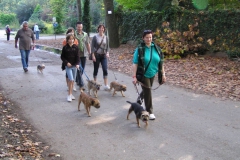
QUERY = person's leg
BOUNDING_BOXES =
[36,31,39,39]
[20,50,28,70]
[25,50,30,68]
[101,56,109,90]
[7,33,10,41]
[80,57,86,71]
[142,77,154,114]
[93,56,100,81]
[66,67,75,101]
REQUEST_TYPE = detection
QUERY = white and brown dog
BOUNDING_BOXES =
[37,64,45,73]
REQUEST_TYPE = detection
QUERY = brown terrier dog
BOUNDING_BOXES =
[126,101,149,128]
[87,80,101,98]
[78,90,100,117]
[109,81,127,97]
[37,64,45,74]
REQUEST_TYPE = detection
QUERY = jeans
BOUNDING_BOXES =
[76,57,86,87]
[35,31,39,39]
[66,66,77,81]
[93,54,108,79]
[20,50,31,69]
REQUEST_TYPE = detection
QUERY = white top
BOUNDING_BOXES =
[34,25,40,32]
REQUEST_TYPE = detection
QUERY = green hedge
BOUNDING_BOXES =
[116,7,240,52]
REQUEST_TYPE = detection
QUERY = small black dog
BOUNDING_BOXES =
[126,101,149,128]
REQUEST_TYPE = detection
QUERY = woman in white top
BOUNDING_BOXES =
[91,24,110,90]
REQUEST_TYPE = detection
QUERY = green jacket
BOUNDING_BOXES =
[137,42,164,83]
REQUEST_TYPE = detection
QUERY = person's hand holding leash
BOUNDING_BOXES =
[132,75,137,84]
[92,53,96,62]
[67,62,72,67]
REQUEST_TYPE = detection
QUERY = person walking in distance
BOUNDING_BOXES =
[34,24,40,40]
[5,25,11,41]
[15,21,35,72]
[132,30,166,120]
[91,24,110,90]
[75,22,91,90]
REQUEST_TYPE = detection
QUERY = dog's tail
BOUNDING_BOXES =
[126,101,132,104]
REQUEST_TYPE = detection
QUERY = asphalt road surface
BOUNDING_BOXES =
[0,30,240,160]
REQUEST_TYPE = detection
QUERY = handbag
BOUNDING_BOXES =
[90,36,105,60]
[136,46,152,83]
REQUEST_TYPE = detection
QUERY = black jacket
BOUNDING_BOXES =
[61,44,80,66]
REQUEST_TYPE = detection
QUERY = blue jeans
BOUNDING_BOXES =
[35,31,39,39]
[66,66,77,81]
[93,54,108,79]
[20,50,30,69]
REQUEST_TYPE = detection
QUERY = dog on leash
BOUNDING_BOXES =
[126,101,149,128]
[37,64,45,73]
[78,90,100,117]
[109,81,127,97]
[87,80,101,98]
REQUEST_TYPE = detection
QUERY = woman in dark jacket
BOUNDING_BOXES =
[61,34,80,102]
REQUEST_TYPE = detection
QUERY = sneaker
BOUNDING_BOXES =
[24,68,28,72]
[149,114,156,120]
[136,96,143,105]
[104,85,110,91]
[71,94,75,100]
[73,85,77,92]
[67,95,72,102]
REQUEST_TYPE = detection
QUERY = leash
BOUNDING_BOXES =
[79,64,90,81]
[112,70,118,81]
[78,64,99,89]
[134,83,144,105]
[137,81,161,90]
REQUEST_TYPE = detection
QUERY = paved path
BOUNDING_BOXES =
[0,32,240,160]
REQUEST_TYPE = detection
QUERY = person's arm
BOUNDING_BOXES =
[15,31,19,48]
[106,36,109,58]
[91,36,96,62]
[86,35,91,54]
[161,65,166,84]
[132,48,139,84]
[132,64,138,84]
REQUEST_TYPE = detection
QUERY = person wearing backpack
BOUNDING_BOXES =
[75,22,91,90]
[132,30,166,120]
[5,25,11,41]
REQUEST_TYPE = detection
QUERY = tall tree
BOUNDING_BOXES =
[50,0,66,33]
[76,0,82,21]
[83,0,91,35]
[103,0,119,48]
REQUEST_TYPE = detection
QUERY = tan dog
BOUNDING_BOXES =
[87,80,101,98]
[126,101,149,128]
[78,90,100,117]
[37,64,45,73]
[109,81,127,97]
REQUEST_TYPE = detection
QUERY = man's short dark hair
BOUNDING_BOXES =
[76,21,82,25]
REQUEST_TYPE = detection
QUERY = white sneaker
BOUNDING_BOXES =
[73,85,77,92]
[71,94,75,100]
[149,114,156,120]
[67,95,72,102]
[104,85,110,91]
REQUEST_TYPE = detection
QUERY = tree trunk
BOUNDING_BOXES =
[76,0,82,21]
[103,0,120,48]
